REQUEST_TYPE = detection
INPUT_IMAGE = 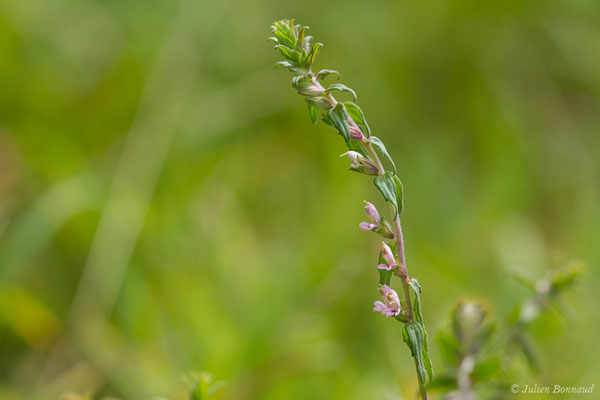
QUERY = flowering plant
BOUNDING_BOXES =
[269,19,433,399]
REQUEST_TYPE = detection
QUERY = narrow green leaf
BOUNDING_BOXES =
[393,174,404,215]
[274,45,301,63]
[403,323,427,384]
[316,69,341,81]
[296,26,308,52]
[373,172,398,217]
[325,83,357,101]
[409,278,433,382]
[303,42,322,68]
[344,101,371,136]
[275,61,305,75]
[326,103,351,143]
[368,137,396,174]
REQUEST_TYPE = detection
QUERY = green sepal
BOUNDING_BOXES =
[325,83,357,101]
[344,101,371,137]
[368,136,396,174]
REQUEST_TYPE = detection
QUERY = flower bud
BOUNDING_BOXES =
[341,151,379,176]
[349,125,365,140]
[381,242,397,267]
[365,202,380,224]
[298,85,324,96]
[343,151,361,163]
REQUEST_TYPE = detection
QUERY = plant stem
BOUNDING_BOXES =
[317,71,425,400]
[363,125,426,400]
[362,140,414,324]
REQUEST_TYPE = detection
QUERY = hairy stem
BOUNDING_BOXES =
[363,140,414,324]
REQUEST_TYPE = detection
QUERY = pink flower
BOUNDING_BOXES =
[359,203,394,239]
[373,285,401,317]
[359,202,380,232]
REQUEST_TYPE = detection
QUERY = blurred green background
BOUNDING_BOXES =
[0,0,598,399]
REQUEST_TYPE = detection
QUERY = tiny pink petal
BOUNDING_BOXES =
[359,222,376,231]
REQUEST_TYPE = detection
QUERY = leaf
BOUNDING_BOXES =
[303,42,322,68]
[373,172,399,217]
[305,102,319,124]
[393,174,404,215]
[403,323,428,384]
[344,101,371,136]
[316,69,341,81]
[368,136,396,174]
[325,103,351,143]
[325,83,357,101]
[274,45,301,63]
[409,279,433,382]
[295,26,309,52]
[275,61,305,75]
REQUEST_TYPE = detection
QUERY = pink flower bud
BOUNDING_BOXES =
[342,151,361,163]
[349,125,364,140]
[341,152,379,176]
[298,85,324,96]
[364,202,380,224]
[381,242,397,267]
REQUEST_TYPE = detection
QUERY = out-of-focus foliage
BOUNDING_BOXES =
[433,263,581,399]
[0,0,598,399]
